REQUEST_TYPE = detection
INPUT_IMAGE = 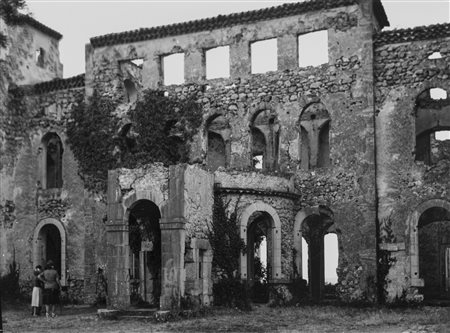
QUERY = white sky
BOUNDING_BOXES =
[24,0,450,78]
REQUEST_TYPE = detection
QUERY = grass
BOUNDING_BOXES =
[1,301,450,333]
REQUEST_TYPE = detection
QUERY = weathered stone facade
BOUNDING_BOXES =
[1,0,450,309]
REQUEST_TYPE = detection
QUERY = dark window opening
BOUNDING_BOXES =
[43,133,63,189]
[36,48,45,67]
[124,79,138,103]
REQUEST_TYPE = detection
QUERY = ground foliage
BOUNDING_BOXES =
[66,90,202,193]
[0,0,26,48]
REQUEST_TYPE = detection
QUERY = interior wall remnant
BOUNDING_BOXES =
[415,88,450,165]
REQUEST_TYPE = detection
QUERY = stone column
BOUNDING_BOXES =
[106,170,130,309]
[278,34,297,71]
[185,48,204,82]
[230,42,250,78]
[159,218,186,310]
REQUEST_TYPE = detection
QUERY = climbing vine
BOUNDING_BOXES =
[207,195,250,309]
[66,90,202,193]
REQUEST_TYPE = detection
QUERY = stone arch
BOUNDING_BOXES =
[205,113,230,170]
[41,132,64,189]
[239,201,282,280]
[408,198,450,287]
[294,206,335,301]
[33,217,67,285]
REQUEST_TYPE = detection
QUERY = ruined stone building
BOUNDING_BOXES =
[1,0,450,309]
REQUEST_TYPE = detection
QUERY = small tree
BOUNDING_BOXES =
[0,0,26,48]
[207,195,250,309]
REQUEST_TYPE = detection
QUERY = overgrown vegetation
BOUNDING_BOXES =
[207,195,250,310]
[0,0,26,48]
[67,90,202,193]
[0,260,20,300]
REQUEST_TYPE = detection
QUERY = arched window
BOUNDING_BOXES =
[42,133,63,189]
[206,115,230,171]
[299,102,330,170]
[250,110,279,170]
[415,88,450,165]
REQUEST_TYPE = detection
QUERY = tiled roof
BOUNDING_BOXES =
[90,0,365,48]
[375,23,450,46]
[31,74,85,94]
[14,14,62,41]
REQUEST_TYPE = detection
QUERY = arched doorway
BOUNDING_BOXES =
[240,202,282,302]
[418,206,450,299]
[33,218,66,284]
[247,211,272,302]
[128,199,161,306]
[300,207,334,302]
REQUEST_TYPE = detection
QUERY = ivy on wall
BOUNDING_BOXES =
[66,90,202,193]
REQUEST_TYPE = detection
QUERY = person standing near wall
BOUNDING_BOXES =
[38,260,61,318]
[31,265,43,316]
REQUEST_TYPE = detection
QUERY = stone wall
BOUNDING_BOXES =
[375,34,450,302]
[88,0,380,303]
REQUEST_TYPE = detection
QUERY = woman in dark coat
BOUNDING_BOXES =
[38,260,61,318]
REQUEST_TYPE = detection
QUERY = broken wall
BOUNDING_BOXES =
[375,30,450,302]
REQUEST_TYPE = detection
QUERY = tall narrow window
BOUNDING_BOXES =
[206,46,230,79]
[299,102,330,170]
[250,110,279,170]
[206,115,230,171]
[43,133,63,189]
[36,48,45,67]
[251,39,277,74]
[298,30,328,67]
[162,53,184,85]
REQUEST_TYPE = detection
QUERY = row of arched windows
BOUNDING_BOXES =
[206,102,331,171]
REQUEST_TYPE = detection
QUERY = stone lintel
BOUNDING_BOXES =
[379,242,406,251]
[106,224,129,232]
[160,217,186,230]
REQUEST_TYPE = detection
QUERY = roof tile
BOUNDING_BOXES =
[90,0,364,48]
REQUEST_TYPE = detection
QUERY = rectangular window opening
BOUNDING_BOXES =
[298,30,328,68]
[251,38,277,74]
[162,53,184,85]
[199,249,205,279]
[206,46,230,80]
[435,130,450,141]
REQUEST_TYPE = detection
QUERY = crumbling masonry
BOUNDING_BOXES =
[1,0,450,309]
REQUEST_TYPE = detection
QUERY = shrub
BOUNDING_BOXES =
[0,260,20,300]
[213,278,251,311]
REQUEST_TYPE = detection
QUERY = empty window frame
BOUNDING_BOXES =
[298,30,328,67]
[251,38,277,74]
[206,46,230,79]
[162,53,184,85]
[435,130,450,141]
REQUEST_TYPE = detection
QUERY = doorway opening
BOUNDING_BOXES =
[247,211,273,303]
[418,206,450,300]
[128,200,161,307]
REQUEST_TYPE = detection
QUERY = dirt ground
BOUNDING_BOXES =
[1,302,450,333]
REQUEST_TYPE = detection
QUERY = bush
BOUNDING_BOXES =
[0,260,20,300]
[213,278,251,311]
